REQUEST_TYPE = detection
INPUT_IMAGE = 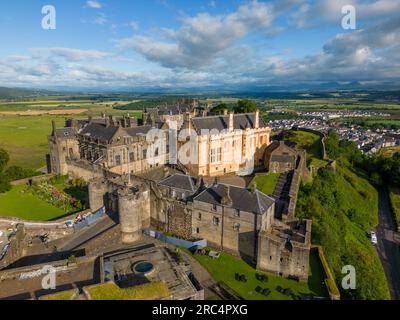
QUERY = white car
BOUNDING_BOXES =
[371,231,378,245]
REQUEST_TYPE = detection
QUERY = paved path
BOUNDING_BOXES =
[375,188,400,300]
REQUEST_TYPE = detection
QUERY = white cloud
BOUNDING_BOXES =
[30,47,113,62]
[129,21,140,31]
[93,13,107,25]
[86,1,102,9]
[116,0,273,69]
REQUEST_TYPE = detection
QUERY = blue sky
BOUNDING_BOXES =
[0,0,399,90]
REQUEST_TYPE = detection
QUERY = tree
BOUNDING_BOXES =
[0,174,11,193]
[235,99,257,113]
[211,103,229,113]
[0,148,9,173]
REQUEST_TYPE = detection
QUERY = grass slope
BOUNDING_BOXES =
[296,163,390,300]
[389,185,400,229]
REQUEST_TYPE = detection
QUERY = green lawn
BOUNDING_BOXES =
[254,173,281,195]
[0,185,65,221]
[86,281,170,300]
[187,249,327,300]
[40,290,76,300]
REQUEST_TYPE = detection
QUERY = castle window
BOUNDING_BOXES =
[129,152,135,162]
[115,155,121,166]
[212,204,217,211]
[196,228,200,234]
[233,223,240,232]
[198,212,202,220]
[213,216,220,226]
[234,209,240,217]
[211,147,221,163]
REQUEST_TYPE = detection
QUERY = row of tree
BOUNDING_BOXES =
[211,99,257,114]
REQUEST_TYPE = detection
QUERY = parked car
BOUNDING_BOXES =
[371,231,378,245]
[65,220,74,228]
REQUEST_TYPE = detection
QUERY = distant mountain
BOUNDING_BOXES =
[0,87,53,99]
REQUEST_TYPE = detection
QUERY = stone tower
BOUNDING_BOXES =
[118,186,151,244]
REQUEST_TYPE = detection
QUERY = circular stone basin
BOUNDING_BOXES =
[133,261,154,274]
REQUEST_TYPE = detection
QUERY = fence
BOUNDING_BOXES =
[73,207,106,231]
[143,228,207,249]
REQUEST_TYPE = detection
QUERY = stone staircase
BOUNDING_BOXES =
[272,171,294,219]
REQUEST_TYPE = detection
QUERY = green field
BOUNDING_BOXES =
[254,173,281,195]
[0,99,141,112]
[0,112,142,170]
[0,185,65,221]
[0,115,65,169]
[185,249,327,300]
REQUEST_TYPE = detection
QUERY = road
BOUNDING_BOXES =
[58,215,117,252]
[375,188,400,300]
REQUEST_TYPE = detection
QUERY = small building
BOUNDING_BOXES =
[264,141,299,174]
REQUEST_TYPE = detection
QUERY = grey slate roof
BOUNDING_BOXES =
[194,184,275,214]
[158,173,198,192]
[271,155,296,163]
[79,123,119,142]
[191,113,267,134]
[55,127,77,139]
[125,125,153,137]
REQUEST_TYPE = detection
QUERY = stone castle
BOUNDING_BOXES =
[47,99,311,280]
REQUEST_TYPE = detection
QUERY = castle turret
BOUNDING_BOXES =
[118,187,150,244]
[228,111,234,132]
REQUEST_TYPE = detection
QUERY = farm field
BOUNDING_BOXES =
[0,115,65,169]
[0,111,143,170]
[0,185,64,221]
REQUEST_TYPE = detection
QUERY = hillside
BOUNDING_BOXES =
[296,164,390,299]
[0,87,52,99]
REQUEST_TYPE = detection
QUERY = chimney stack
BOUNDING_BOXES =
[228,111,234,132]
[255,109,260,129]
[222,185,233,206]
[52,120,56,136]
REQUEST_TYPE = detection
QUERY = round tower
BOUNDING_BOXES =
[118,187,148,244]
